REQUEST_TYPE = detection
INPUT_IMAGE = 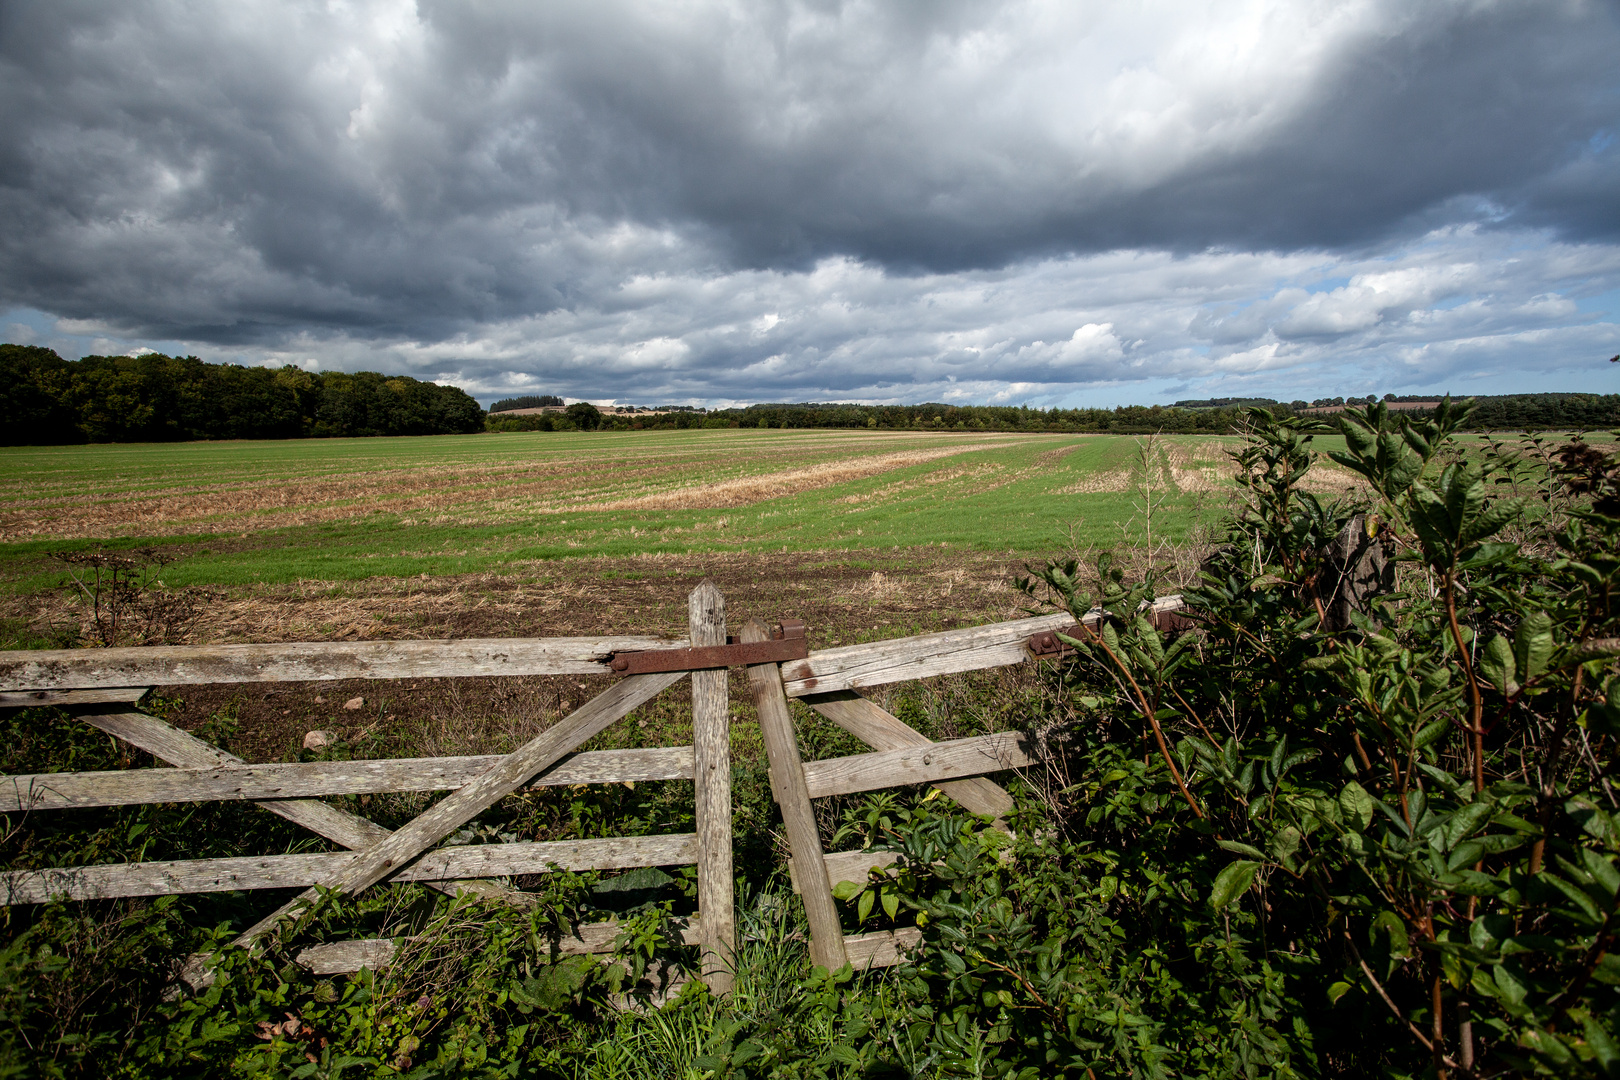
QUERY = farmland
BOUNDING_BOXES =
[0,428,1328,592]
[2,417,1616,1078]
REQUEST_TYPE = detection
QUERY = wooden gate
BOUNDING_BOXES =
[0,582,1179,991]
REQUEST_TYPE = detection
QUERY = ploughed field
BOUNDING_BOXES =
[0,428,1367,591]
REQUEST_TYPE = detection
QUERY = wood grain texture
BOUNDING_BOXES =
[0,636,681,691]
[0,745,696,811]
[844,927,923,970]
[801,732,1033,799]
[781,599,1185,697]
[689,580,735,994]
[74,712,531,920]
[0,687,148,708]
[779,614,1074,696]
[0,834,698,903]
[298,938,398,975]
[802,691,1015,819]
[305,670,684,903]
[293,918,705,975]
[743,619,846,971]
[790,849,900,894]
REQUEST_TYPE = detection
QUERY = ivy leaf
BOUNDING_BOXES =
[1209,860,1259,910]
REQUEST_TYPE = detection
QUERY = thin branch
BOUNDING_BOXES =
[1342,926,1464,1073]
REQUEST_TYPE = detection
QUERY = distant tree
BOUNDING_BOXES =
[489,394,563,412]
[565,402,603,430]
[0,344,79,445]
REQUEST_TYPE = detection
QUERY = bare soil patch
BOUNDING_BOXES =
[6,547,1041,763]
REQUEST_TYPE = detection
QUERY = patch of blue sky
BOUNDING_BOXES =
[1576,288,1619,316]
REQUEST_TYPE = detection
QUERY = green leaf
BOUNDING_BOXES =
[1479,634,1517,695]
[1443,801,1495,850]
[1339,781,1375,830]
[1270,826,1302,862]
[857,888,875,923]
[593,866,675,893]
[832,880,862,902]
[1568,796,1620,849]
[1457,542,1517,571]
[1581,1011,1619,1070]
[1514,612,1554,683]
[1218,840,1266,860]
[1327,981,1353,1004]
[882,890,900,920]
[1372,910,1409,957]
[1209,860,1259,910]
[1413,717,1453,752]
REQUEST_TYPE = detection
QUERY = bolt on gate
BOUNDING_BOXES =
[0,582,1185,993]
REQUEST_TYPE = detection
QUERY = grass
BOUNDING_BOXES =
[0,429,1281,592]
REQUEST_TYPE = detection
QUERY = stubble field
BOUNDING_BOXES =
[0,427,1318,586]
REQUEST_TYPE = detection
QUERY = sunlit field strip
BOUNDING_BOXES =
[0,428,1365,590]
[0,430,1007,505]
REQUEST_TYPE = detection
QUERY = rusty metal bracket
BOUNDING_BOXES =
[609,618,808,674]
[1026,598,1194,658]
[1027,626,1088,658]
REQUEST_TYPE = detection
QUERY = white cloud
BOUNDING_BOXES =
[0,1,1617,405]
[15,223,1618,407]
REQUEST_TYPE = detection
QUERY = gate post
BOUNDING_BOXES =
[689,580,735,993]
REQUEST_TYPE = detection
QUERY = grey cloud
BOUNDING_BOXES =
[1,0,1618,404]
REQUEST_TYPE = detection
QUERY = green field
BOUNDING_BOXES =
[0,427,1355,591]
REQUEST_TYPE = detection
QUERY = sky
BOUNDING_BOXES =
[2,0,1618,409]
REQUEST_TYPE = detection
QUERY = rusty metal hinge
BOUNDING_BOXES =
[609,618,808,674]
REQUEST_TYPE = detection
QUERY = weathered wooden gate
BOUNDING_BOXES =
[0,582,1181,991]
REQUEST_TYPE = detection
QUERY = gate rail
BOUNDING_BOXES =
[0,583,1183,991]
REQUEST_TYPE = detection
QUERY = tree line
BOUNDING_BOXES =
[5,341,1615,445]
[524,396,1620,435]
[0,345,484,445]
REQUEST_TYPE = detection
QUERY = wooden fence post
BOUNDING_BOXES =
[742,619,848,972]
[690,580,735,993]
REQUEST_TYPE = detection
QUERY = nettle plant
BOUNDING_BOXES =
[1017,402,1620,1077]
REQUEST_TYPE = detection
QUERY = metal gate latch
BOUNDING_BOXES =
[609,618,808,674]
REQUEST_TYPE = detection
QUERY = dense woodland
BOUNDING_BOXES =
[0,346,484,445]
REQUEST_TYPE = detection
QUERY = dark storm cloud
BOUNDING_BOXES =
[0,1,1617,403]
